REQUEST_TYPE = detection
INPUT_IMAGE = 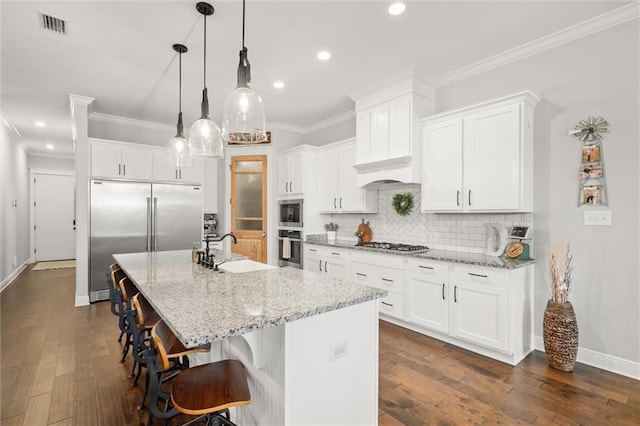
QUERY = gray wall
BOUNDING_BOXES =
[436,21,639,363]
[0,122,31,286]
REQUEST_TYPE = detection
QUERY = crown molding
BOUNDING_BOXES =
[302,110,355,135]
[267,121,307,135]
[0,115,22,138]
[436,2,639,87]
[27,151,75,160]
[89,111,174,132]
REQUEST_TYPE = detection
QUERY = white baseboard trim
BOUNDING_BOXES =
[0,260,30,292]
[534,335,640,380]
[75,295,90,307]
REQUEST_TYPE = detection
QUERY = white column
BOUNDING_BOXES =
[69,94,94,306]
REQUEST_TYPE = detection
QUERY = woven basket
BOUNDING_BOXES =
[543,300,579,372]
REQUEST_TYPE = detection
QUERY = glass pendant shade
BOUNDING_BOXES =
[222,86,266,143]
[189,114,224,159]
[167,134,193,167]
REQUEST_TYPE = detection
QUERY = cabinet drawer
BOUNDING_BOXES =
[378,293,404,320]
[405,258,448,277]
[350,262,404,294]
[451,264,508,287]
[325,248,349,260]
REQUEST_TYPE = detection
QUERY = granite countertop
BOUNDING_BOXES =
[113,250,386,348]
[305,237,534,269]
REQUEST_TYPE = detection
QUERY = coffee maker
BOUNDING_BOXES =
[203,213,218,237]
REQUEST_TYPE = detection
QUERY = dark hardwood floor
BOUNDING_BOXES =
[2,265,639,425]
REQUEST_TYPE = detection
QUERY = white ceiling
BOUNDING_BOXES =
[0,0,631,158]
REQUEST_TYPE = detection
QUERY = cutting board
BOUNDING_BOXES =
[358,219,373,243]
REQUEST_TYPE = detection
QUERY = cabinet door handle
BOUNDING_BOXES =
[334,198,336,209]
[319,260,322,272]
[123,164,126,176]
[324,261,328,273]
[442,283,445,300]
[454,285,458,303]
[179,169,182,180]
[356,273,367,277]
[468,190,471,206]
[381,301,393,307]
[289,181,293,192]
[381,278,393,283]
[456,190,460,206]
[418,265,434,270]
[285,182,289,192]
[330,252,340,256]
[118,164,122,176]
[175,169,178,180]
[468,272,488,278]
[339,198,342,209]
[309,249,317,252]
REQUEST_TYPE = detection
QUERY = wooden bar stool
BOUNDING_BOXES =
[109,265,129,343]
[118,276,140,364]
[147,320,250,426]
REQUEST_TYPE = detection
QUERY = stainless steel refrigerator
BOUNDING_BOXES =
[89,180,202,302]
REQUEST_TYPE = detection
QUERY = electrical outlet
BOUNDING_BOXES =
[584,210,612,226]
[329,340,348,361]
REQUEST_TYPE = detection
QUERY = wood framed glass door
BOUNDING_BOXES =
[230,155,267,262]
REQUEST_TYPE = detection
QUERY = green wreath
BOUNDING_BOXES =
[392,193,415,216]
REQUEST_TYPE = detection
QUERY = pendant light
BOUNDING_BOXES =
[222,0,266,144]
[189,2,224,159]
[167,43,192,167]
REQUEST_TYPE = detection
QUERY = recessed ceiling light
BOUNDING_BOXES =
[388,2,406,15]
[45,144,54,150]
[317,51,331,61]
[35,121,46,127]
[273,81,285,89]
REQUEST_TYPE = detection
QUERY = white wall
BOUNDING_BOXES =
[303,118,356,146]
[436,21,639,364]
[29,155,75,171]
[88,118,173,147]
[0,121,31,287]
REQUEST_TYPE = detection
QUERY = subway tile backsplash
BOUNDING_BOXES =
[320,187,532,254]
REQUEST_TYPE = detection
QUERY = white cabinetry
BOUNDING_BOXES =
[278,146,316,197]
[349,251,404,320]
[450,267,508,352]
[421,91,539,212]
[303,245,349,280]
[350,79,435,187]
[152,151,202,184]
[90,139,153,180]
[405,259,449,333]
[318,139,377,213]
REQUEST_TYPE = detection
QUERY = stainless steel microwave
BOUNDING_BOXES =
[279,199,303,227]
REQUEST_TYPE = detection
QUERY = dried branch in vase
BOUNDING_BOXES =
[548,243,574,304]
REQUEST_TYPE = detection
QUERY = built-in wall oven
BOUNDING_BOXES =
[278,229,302,268]
[279,199,303,228]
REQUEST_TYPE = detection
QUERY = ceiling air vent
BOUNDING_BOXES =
[38,11,67,35]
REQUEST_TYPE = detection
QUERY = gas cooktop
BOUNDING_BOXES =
[357,241,430,253]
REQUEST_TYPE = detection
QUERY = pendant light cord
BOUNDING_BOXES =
[203,14,207,88]
[242,0,246,48]
[178,51,182,113]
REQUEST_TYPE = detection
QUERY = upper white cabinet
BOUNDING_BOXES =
[421,91,539,213]
[90,139,153,180]
[277,146,316,197]
[152,151,202,184]
[318,139,377,213]
[350,78,435,187]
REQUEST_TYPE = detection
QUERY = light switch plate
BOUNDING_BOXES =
[584,210,612,226]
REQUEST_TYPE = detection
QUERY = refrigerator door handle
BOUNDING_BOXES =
[146,197,152,251]
[153,197,158,251]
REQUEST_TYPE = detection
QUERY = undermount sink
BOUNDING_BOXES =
[218,259,276,274]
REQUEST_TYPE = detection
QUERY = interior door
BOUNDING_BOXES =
[230,156,267,263]
[34,173,75,261]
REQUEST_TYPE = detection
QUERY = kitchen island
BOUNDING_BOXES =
[113,250,386,425]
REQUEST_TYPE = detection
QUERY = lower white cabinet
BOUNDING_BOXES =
[303,245,349,280]
[405,259,449,333]
[349,251,404,320]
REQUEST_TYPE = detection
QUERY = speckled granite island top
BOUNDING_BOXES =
[305,237,534,269]
[113,250,387,348]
